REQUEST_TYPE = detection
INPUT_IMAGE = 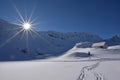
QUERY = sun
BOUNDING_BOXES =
[23,23,31,30]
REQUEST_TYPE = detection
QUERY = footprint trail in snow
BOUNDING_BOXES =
[77,61,105,80]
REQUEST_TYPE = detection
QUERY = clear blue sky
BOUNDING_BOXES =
[0,0,120,38]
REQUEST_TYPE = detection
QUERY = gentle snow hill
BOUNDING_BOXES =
[59,44,120,61]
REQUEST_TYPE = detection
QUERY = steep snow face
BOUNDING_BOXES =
[0,19,103,61]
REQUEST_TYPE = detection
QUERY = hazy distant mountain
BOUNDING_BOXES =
[105,35,120,46]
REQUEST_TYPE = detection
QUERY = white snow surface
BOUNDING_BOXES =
[108,45,120,49]
[92,41,106,47]
[0,46,120,80]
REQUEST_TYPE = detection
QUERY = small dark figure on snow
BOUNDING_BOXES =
[88,51,91,56]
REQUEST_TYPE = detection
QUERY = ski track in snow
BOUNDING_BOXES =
[77,61,105,80]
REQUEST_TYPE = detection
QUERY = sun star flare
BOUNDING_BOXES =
[23,23,31,30]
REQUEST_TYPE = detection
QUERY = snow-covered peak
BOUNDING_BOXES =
[112,34,120,39]
[105,34,120,46]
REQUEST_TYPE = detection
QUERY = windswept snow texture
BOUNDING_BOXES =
[0,46,120,80]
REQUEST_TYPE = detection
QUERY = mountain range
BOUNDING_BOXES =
[0,18,120,61]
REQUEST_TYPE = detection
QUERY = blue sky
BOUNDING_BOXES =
[0,0,120,38]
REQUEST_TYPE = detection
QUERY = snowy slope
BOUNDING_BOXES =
[0,47,120,80]
[58,45,120,60]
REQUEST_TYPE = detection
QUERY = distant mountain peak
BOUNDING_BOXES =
[112,34,120,38]
[105,34,120,46]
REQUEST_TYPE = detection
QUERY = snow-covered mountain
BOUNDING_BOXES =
[0,19,103,61]
[105,35,120,46]
[0,18,120,61]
